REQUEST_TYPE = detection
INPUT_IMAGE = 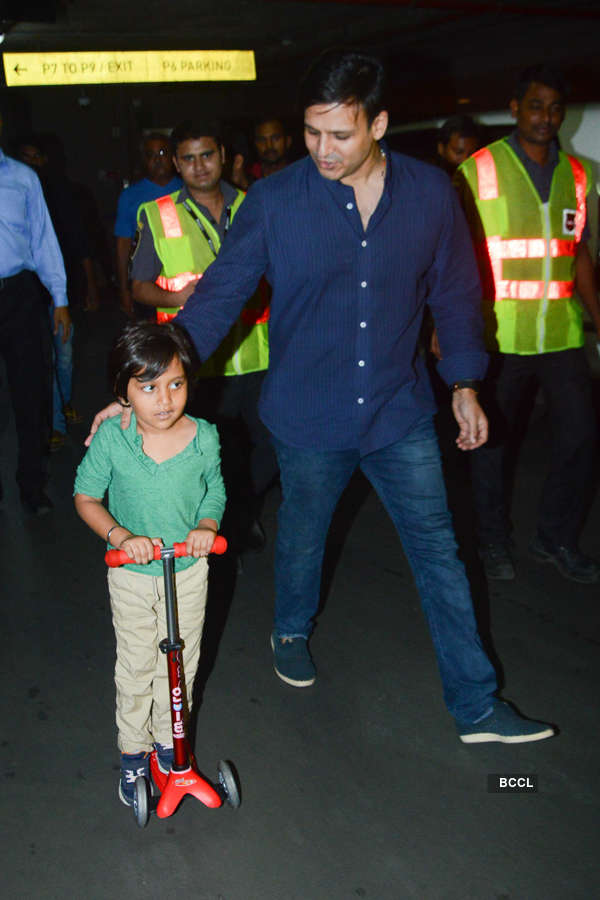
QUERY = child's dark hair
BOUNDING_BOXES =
[109,321,197,402]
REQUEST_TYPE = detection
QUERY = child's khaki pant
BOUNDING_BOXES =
[107,559,208,754]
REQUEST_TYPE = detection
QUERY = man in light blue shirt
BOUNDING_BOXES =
[0,119,70,513]
[113,132,181,316]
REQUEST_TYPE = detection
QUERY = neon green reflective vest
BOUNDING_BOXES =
[138,188,269,377]
[458,138,590,354]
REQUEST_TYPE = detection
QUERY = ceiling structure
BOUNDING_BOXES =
[2,0,599,121]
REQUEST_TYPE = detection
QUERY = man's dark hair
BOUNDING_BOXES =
[254,115,287,134]
[109,321,197,402]
[299,49,386,125]
[170,120,223,155]
[15,132,43,153]
[14,131,66,172]
[140,131,170,152]
[513,64,569,103]
[438,115,480,147]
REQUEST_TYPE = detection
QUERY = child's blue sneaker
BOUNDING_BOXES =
[153,742,174,775]
[118,751,150,806]
[456,700,555,744]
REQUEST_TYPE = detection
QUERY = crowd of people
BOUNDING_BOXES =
[2,50,599,808]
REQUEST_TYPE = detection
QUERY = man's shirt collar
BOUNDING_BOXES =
[507,129,559,171]
[175,180,237,207]
[312,140,393,234]
[174,180,238,223]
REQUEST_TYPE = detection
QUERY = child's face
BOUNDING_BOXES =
[125,355,188,434]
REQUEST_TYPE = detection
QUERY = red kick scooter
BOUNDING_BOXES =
[105,537,240,828]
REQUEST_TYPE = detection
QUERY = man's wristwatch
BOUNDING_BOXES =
[451,380,481,393]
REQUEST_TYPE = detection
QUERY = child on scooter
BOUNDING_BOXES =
[74,321,226,807]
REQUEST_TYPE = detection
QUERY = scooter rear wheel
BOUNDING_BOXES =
[218,760,240,808]
[133,776,150,827]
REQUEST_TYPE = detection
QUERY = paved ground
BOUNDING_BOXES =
[1,304,598,900]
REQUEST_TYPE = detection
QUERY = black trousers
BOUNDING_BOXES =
[191,371,279,546]
[0,271,52,495]
[470,348,597,548]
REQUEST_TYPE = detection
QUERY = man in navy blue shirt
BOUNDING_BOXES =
[90,52,553,743]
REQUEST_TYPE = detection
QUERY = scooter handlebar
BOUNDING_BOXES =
[105,535,227,567]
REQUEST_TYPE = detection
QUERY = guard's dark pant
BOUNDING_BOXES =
[0,271,52,496]
[470,348,597,549]
[192,371,279,546]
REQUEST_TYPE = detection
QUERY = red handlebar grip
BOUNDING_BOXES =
[211,535,228,555]
[105,548,135,567]
[105,535,227,567]
[172,536,227,556]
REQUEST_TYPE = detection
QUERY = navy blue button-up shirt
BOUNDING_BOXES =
[179,147,487,453]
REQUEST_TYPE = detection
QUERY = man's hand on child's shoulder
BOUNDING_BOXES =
[85,402,132,446]
[120,535,163,565]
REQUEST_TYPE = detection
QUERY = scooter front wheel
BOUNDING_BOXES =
[217,760,240,808]
[133,776,150,827]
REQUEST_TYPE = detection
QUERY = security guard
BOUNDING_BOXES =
[130,120,275,552]
[456,64,600,583]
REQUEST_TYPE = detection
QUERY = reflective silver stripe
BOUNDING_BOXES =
[538,202,552,352]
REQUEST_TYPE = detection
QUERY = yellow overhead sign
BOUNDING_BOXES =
[2,50,256,87]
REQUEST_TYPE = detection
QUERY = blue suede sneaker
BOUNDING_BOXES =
[457,699,555,744]
[118,751,150,806]
[153,742,174,775]
[271,633,316,687]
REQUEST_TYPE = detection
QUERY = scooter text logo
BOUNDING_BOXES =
[172,685,185,738]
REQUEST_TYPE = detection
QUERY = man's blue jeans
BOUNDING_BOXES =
[272,417,497,723]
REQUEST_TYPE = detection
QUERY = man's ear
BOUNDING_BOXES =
[372,109,388,141]
[509,98,519,121]
[172,153,180,173]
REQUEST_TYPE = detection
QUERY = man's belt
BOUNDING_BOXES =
[0,270,31,290]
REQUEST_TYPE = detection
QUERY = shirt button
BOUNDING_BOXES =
[361,240,367,247]
[361,281,367,288]
[346,202,354,210]
[360,321,367,328]
[358,360,365,367]
[357,397,364,405]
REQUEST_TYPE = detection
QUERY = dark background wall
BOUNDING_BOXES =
[2,0,599,268]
